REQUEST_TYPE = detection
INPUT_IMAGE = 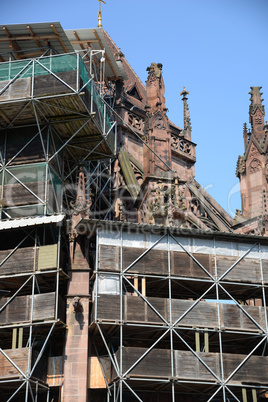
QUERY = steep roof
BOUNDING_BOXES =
[101,29,147,108]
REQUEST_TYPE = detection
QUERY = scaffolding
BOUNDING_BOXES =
[0,216,67,401]
[83,221,268,402]
[0,31,117,400]
[2,22,268,402]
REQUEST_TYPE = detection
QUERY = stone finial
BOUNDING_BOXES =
[70,166,92,226]
[248,87,266,143]
[145,63,166,111]
[243,122,247,135]
[180,87,192,139]
[249,86,263,106]
[243,122,249,150]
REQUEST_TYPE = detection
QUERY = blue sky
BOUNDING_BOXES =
[2,0,268,216]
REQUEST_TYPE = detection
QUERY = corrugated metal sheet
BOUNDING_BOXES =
[65,28,128,80]
[0,214,65,230]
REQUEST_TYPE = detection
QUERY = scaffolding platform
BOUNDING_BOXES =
[0,52,116,160]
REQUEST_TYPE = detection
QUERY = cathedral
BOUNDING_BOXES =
[0,17,268,402]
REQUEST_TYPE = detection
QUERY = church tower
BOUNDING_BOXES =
[143,63,171,177]
[236,87,268,230]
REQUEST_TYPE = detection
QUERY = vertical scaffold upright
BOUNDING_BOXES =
[0,22,117,401]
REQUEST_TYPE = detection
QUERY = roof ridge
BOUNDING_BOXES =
[101,28,146,94]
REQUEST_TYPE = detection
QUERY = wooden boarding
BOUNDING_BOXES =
[111,347,268,384]
[175,350,268,383]
[88,356,111,388]
[172,251,213,278]
[175,350,218,381]
[0,246,36,275]
[0,348,48,381]
[113,347,172,379]
[122,247,169,275]
[98,245,268,285]
[2,181,46,206]
[33,70,77,97]
[0,244,58,276]
[99,245,120,272]
[1,182,57,210]
[94,295,266,331]
[214,255,261,283]
[0,347,28,378]
[0,292,65,325]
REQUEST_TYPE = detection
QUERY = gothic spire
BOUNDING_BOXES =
[180,87,192,139]
[248,86,265,143]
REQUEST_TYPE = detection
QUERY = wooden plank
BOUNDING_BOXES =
[171,251,213,279]
[171,251,191,276]
[146,297,167,324]
[94,294,267,332]
[99,245,120,272]
[3,181,46,206]
[0,246,35,275]
[0,34,58,42]
[171,299,218,328]
[114,347,171,379]
[94,294,120,322]
[50,24,69,53]
[222,304,241,330]
[88,356,110,388]
[0,348,29,378]
[214,255,261,283]
[32,293,55,321]
[126,296,145,322]
[33,70,77,97]
[27,25,43,48]
[224,353,268,383]
[175,350,268,383]
[0,292,58,325]
[113,347,268,383]
[175,350,198,379]
[122,247,168,275]
[2,27,23,58]
[192,253,213,278]
[175,351,218,380]
[240,305,263,331]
